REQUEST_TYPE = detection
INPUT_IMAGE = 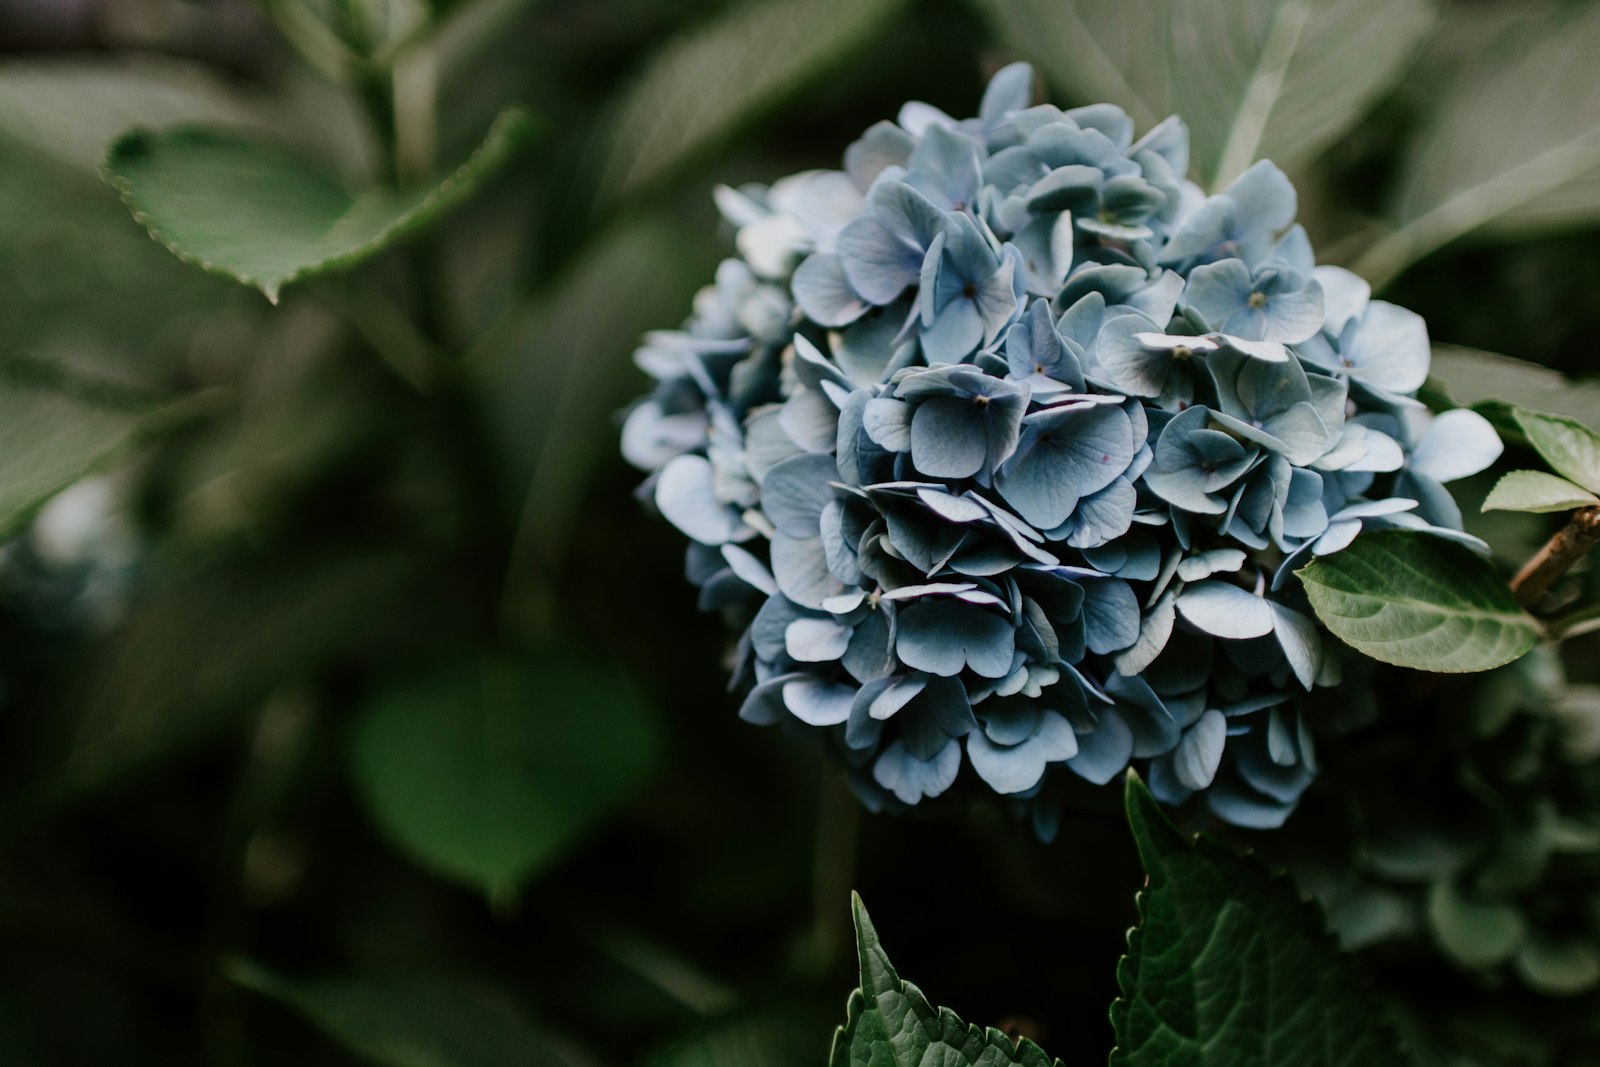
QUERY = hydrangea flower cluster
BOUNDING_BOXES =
[622,64,1501,831]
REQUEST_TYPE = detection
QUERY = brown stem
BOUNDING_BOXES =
[1511,506,1600,610]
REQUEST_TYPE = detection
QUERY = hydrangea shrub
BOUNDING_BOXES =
[622,63,1502,831]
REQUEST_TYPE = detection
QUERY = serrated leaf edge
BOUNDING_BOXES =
[101,105,541,303]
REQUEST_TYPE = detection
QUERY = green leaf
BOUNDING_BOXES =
[231,964,581,1067]
[0,362,191,540]
[1482,470,1600,514]
[54,549,413,796]
[1512,409,1600,495]
[1424,881,1523,971]
[830,895,1064,1067]
[597,0,907,200]
[1352,4,1600,288]
[1428,346,1600,434]
[1513,936,1600,996]
[348,652,661,899]
[1298,530,1539,673]
[0,55,270,174]
[653,1010,821,1067]
[1112,774,1412,1066]
[103,106,539,303]
[972,0,1437,188]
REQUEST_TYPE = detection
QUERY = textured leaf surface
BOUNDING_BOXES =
[1482,470,1600,514]
[104,107,537,301]
[830,895,1064,1067]
[973,0,1436,187]
[1111,775,1412,1066]
[233,965,577,1067]
[348,653,660,897]
[1513,409,1600,495]
[1354,4,1600,286]
[1298,530,1537,673]
[597,0,906,199]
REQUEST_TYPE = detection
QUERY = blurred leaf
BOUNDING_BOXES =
[103,107,540,303]
[1513,409,1600,495]
[0,362,191,540]
[1513,937,1600,996]
[1112,774,1411,1066]
[0,55,271,174]
[470,215,714,558]
[1428,346,1600,436]
[652,1010,819,1067]
[972,0,1437,188]
[348,652,661,898]
[829,894,1064,1067]
[1483,470,1600,515]
[1354,4,1600,289]
[54,550,413,794]
[232,965,584,1067]
[1298,530,1538,673]
[1424,881,1523,971]
[596,0,907,201]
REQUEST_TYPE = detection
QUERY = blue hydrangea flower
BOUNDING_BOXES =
[622,63,1501,832]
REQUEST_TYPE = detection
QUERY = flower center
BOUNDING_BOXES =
[1248,291,1268,309]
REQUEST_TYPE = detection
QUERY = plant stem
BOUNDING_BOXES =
[1511,505,1600,610]
[802,767,860,977]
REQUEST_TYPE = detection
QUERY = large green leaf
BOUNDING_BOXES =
[1513,409,1600,495]
[1297,530,1538,673]
[1428,346,1600,433]
[971,0,1437,188]
[1482,470,1600,515]
[232,965,581,1067]
[347,653,661,898]
[0,363,191,539]
[829,895,1064,1067]
[0,55,270,174]
[596,0,907,200]
[1111,774,1411,1066]
[1352,4,1600,288]
[103,106,539,302]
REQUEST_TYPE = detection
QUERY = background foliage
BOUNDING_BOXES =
[1,0,1600,1064]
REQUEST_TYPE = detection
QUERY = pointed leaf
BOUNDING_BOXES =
[1298,529,1538,673]
[104,107,539,302]
[1482,470,1600,514]
[1513,409,1600,494]
[829,895,1065,1067]
[1112,774,1412,1066]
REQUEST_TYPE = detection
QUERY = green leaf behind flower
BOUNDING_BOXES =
[972,0,1437,189]
[597,0,907,201]
[348,652,661,899]
[1111,773,1412,1066]
[103,106,539,302]
[1298,529,1538,673]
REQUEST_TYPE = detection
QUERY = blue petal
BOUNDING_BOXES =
[1173,708,1227,790]
[1064,709,1134,785]
[896,598,1016,678]
[871,737,961,804]
[1175,580,1275,639]
[792,252,868,327]
[761,452,839,537]
[656,454,751,544]
[782,677,856,725]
